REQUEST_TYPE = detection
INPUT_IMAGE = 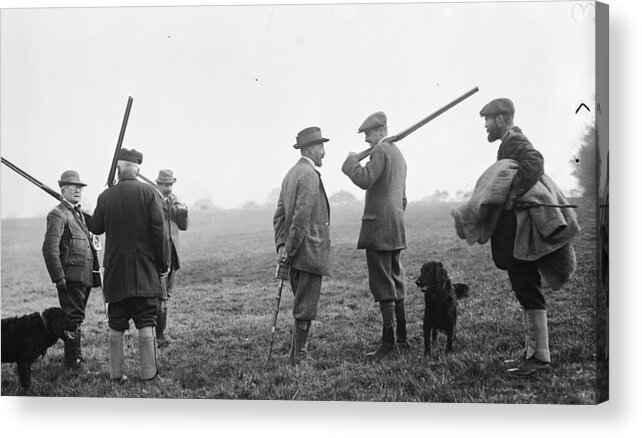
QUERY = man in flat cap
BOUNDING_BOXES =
[274,126,331,366]
[90,148,168,381]
[342,112,408,360]
[154,169,189,347]
[479,98,550,375]
[43,170,99,372]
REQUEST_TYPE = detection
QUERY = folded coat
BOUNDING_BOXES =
[451,159,580,290]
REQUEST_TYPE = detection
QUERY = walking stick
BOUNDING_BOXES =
[267,260,290,362]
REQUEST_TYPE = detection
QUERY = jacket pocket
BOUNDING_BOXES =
[67,231,89,265]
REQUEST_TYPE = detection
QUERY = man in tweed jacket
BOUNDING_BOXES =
[43,170,98,371]
[342,112,408,359]
[274,126,331,366]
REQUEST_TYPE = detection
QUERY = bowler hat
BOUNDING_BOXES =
[155,169,176,184]
[479,98,515,117]
[58,170,86,187]
[118,148,143,164]
[293,127,330,149]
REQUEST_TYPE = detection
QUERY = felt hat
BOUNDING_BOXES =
[58,170,86,187]
[358,111,387,133]
[293,127,330,149]
[118,148,143,164]
[155,169,176,184]
[479,98,515,117]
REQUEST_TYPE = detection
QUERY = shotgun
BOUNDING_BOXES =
[356,86,480,161]
[106,96,134,187]
[1,157,62,201]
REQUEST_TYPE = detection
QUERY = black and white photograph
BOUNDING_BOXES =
[0,0,635,435]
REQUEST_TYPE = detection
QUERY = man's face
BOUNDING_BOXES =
[61,185,82,205]
[158,183,173,197]
[364,127,385,147]
[306,143,326,167]
[484,115,504,142]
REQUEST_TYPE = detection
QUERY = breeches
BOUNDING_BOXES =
[288,268,322,321]
[507,261,546,310]
[57,283,91,329]
[365,249,406,302]
[108,297,160,331]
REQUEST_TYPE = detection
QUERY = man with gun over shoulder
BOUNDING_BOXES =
[273,127,332,366]
[90,148,169,382]
[341,112,409,360]
[42,170,101,373]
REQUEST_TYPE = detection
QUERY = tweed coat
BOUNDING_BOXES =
[42,202,95,287]
[341,141,407,251]
[162,193,189,269]
[274,158,331,277]
[491,126,545,267]
[90,174,168,303]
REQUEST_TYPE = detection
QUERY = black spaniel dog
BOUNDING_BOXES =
[415,261,469,356]
[2,307,70,390]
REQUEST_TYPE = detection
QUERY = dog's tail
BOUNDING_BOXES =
[454,283,470,299]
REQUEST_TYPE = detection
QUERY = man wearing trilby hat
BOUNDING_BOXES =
[154,168,189,347]
[43,170,99,373]
[90,148,168,381]
[341,111,408,360]
[273,126,331,366]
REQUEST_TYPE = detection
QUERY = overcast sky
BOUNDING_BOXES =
[0,1,596,218]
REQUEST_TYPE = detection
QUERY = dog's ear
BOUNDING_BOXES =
[435,262,448,289]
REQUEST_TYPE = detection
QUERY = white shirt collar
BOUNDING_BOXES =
[300,155,317,168]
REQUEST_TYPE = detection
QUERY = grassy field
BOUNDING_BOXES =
[1,199,601,403]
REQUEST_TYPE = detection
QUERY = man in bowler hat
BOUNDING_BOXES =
[479,98,550,375]
[154,169,189,347]
[342,112,409,359]
[273,126,331,366]
[90,148,168,381]
[42,170,99,372]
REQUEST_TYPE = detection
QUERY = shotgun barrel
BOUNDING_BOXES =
[107,96,134,187]
[1,157,61,201]
[355,86,480,161]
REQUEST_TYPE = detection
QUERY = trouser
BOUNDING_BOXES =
[288,268,322,321]
[507,261,546,310]
[365,249,406,302]
[108,297,161,331]
[58,283,91,330]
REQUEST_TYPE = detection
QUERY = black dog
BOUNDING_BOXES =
[415,261,469,356]
[2,307,70,390]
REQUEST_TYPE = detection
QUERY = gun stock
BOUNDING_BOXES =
[107,96,134,187]
[356,86,479,161]
[1,157,61,202]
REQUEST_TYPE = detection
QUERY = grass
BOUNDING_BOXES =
[1,199,602,403]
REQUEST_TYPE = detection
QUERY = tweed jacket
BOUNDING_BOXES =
[342,141,407,251]
[491,126,545,265]
[42,202,94,287]
[162,193,189,269]
[90,174,168,303]
[274,158,331,276]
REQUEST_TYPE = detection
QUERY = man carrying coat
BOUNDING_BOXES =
[90,148,168,381]
[154,169,189,347]
[43,170,99,372]
[273,126,331,366]
[342,112,408,359]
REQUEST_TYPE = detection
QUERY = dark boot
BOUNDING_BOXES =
[288,320,311,366]
[156,304,170,348]
[396,319,411,350]
[366,326,399,360]
[63,329,82,370]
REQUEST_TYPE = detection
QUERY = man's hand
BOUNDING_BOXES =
[55,278,67,292]
[160,269,170,281]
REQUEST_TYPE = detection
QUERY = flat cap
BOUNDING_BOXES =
[118,148,143,164]
[58,170,86,187]
[293,126,329,149]
[479,98,515,117]
[358,111,387,133]
[155,169,176,184]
